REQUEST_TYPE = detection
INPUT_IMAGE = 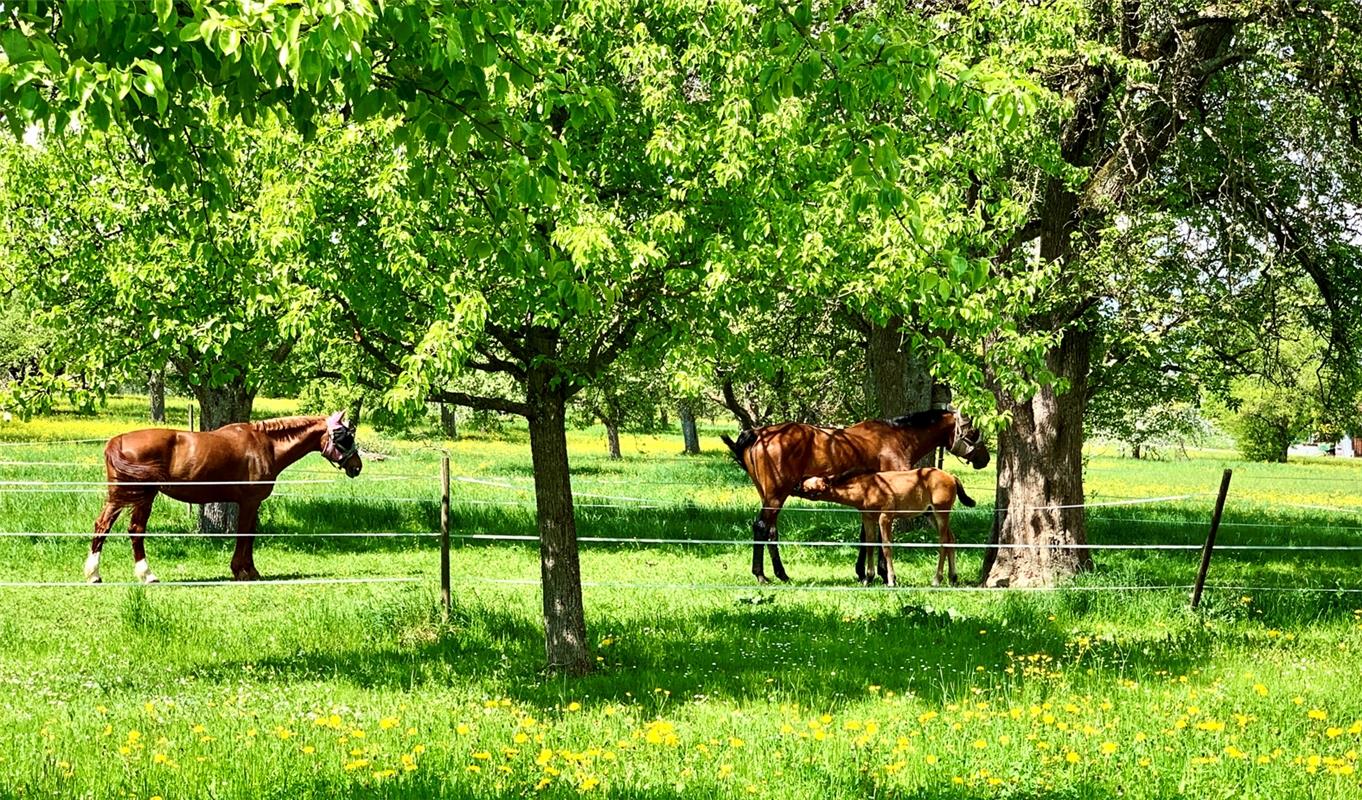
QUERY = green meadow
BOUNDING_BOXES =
[1,398,1361,798]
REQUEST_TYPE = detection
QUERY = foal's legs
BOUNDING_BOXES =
[88,500,126,583]
[127,499,158,584]
[877,513,896,588]
[855,515,866,586]
[931,508,959,586]
[230,503,261,581]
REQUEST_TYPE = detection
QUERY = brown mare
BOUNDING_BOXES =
[798,468,976,587]
[721,409,988,583]
[85,412,362,583]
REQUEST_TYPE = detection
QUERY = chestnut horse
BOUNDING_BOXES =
[721,409,988,583]
[85,412,362,584]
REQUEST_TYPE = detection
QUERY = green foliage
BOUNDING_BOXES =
[0,121,329,412]
[1223,381,1309,463]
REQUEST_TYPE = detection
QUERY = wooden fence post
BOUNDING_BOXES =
[188,403,195,432]
[441,454,451,618]
[1191,468,1233,609]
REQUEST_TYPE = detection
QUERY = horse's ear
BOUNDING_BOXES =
[326,411,344,428]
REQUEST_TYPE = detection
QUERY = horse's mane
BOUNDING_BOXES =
[885,409,950,429]
[250,416,323,436]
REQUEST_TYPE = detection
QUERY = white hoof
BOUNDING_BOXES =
[84,552,102,584]
[134,559,158,584]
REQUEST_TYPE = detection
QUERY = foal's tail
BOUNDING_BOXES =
[954,476,977,507]
[104,437,167,484]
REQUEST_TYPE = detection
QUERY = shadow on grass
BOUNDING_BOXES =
[168,587,1214,716]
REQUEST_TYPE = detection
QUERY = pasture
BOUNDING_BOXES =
[2,400,1362,799]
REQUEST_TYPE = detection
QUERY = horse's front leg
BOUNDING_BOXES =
[230,503,261,581]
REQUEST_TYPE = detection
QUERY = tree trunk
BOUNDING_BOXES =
[439,402,458,439]
[526,363,591,675]
[605,420,621,460]
[982,324,1095,587]
[864,315,932,421]
[1131,442,1142,460]
[191,379,255,536]
[679,400,700,455]
[149,368,166,423]
[865,316,936,539]
[659,408,669,429]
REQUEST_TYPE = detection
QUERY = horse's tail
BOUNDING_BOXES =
[720,430,757,468]
[103,436,167,484]
[954,476,976,508]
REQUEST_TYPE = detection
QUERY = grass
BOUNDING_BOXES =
[1,397,1361,798]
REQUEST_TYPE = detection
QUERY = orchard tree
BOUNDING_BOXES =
[0,120,331,533]
[942,1,1362,586]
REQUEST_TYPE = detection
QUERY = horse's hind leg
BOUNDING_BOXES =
[87,500,124,583]
[128,498,158,584]
[752,498,786,584]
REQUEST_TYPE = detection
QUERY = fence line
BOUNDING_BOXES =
[468,578,1197,593]
[0,438,108,447]
[0,531,437,539]
[437,533,1362,553]
[3,529,1357,553]
[0,576,423,588]
[463,578,1362,594]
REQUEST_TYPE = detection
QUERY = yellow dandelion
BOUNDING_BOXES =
[344,759,370,771]
[566,702,582,713]
[973,739,987,750]
[1308,709,1328,721]
[729,737,745,748]
[1100,742,1117,755]
[925,754,939,765]
[379,717,399,730]
[302,746,315,755]
[1065,751,1081,764]
[473,751,492,760]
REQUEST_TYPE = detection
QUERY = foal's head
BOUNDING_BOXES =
[321,411,363,478]
[799,476,831,497]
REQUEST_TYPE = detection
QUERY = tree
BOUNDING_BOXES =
[0,120,327,534]
[970,2,1362,586]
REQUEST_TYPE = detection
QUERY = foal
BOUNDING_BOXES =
[798,468,975,587]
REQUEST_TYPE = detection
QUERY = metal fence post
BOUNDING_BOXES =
[441,455,451,618]
[1191,469,1233,609]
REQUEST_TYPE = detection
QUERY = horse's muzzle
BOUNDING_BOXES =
[345,463,362,478]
